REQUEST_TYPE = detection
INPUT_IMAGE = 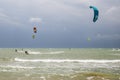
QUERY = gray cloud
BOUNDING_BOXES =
[96,34,120,40]
[29,17,42,23]
[0,0,120,47]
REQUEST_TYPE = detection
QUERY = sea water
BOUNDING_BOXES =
[0,48,120,80]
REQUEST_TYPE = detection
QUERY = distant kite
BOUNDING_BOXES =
[32,26,37,39]
[89,6,99,22]
[32,34,35,39]
[87,37,91,41]
[33,26,37,33]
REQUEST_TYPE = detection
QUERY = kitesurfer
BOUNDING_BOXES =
[25,51,29,55]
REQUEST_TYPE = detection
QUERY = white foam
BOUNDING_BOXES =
[27,51,64,54]
[112,48,120,51]
[28,51,41,54]
[17,50,24,53]
[16,50,41,54]
[87,76,94,80]
[0,65,35,69]
[15,58,120,63]
[48,51,64,54]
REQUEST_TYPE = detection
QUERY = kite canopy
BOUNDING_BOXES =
[32,26,37,39]
[33,26,37,33]
[87,37,91,41]
[32,34,35,39]
[89,6,99,22]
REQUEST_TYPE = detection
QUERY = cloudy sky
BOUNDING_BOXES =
[0,0,120,48]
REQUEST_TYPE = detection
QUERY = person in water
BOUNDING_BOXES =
[25,51,29,55]
[15,49,17,52]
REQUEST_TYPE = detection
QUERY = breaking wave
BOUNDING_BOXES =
[17,51,64,55]
[15,58,120,63]
[28,51,64,54]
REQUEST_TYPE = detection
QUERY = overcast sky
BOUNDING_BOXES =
[0,0,120,48]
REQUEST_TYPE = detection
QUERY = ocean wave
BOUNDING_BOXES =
[0,65,35,69]
[17,50,24,53]
[49,51,64,54]
[17,50,64,55]
[27,51,41,54]
[0,57,13,62]
[28,51,64,54]
[14,58,120,63]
